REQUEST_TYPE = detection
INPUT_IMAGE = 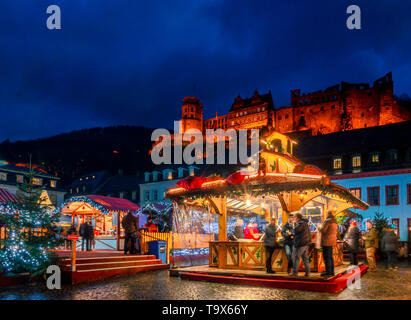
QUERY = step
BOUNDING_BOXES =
[64,263,170,284]
[61,259,163,271]
[59,254,157,265]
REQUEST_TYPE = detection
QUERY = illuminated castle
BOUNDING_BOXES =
[180,72,410,136]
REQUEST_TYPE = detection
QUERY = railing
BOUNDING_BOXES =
[140,231,215,263]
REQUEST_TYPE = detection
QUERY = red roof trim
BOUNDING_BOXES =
[86,195,140,212]
[330,168,411,180]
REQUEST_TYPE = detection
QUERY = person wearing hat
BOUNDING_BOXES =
[343,220,360,265]
[363,220,378,271]
[381,224,399,270]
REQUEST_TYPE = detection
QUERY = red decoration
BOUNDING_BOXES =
[226,172,246,185]
[176,176,206,190]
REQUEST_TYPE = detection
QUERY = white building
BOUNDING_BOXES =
[331,168,411,241]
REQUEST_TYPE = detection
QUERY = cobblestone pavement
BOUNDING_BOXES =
[0,262,409,300]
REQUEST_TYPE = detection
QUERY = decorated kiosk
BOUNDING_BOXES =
[166,131,369,273]
[58,195,140,250]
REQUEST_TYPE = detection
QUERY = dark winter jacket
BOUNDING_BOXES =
[381,230,399,253]
[343,226,360,252]
[293,218,311,248]
[233,226,245,240]
[121,213,138,234]
[281,222,294,246]
[320,215,338,247]
[264,224,277,247]
[79,223,91,238]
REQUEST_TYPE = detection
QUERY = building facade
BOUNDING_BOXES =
[0,163,66,207]
[331,170,411,242]
[180,73,410,136]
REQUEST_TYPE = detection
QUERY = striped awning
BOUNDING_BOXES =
[0,188,18,204]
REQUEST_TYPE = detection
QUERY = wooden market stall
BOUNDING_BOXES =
[58,195,140,250]
[166,131,369,273]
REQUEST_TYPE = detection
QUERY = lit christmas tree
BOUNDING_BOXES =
[0,169,61,275]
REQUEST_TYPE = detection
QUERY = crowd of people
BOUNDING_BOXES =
[231,212,401,276]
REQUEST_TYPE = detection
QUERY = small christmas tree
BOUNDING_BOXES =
[0,169,61,275]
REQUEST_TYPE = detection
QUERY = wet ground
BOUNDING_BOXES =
[0,261,409,300]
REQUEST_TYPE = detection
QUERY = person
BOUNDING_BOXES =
[264,218,278,274]
[381,224,399,270]
[87,221,95,251]
[292,213,311,277]
[122,211,138,255]
[281,214,295,274]
[244,222,260,240]
[66,224,76,250]
[319,211,338,276]
[145,218,158,233]
[79,219,91,251]
[363,220,378,272]
[233,219,245,240]
[343,220,360,266]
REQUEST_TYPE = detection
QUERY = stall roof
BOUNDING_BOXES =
[166,174,369,210]
[86,195,140,212]
[0,187,18,204]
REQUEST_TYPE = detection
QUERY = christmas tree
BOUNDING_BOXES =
[0,169,61,275]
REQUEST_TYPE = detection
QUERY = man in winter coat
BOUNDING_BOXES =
[122,211,138,255]
[343,220,360,265]
[232,219,245,240]
[264,219,278,274]
[319,212,338,276]
[79,219,91,251]
[292,213,311,277]
[381,225,399,270]
[281,214,295,274]
[363,220,378,271]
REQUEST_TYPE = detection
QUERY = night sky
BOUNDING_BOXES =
[1,0,410,141]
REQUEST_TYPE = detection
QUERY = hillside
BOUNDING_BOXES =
[0,126,159,185]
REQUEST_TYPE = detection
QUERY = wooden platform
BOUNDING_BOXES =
[171,263,368,293]
[56,250,169,284]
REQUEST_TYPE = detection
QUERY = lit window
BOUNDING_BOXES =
[16,175,24,183]
[168,171,173,180]
[392,218,399,236]
[350,188,361,199]
[333,158,342,169]
[32,178,42,186]
[371,153,379,164]
[352,156,361,167]
[386,185,399,205]
[50,180,56,188]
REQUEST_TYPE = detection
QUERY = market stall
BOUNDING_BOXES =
[57,195,140,250]
[166,131,369,273]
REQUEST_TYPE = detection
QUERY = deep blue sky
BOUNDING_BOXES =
[1,0,410,141]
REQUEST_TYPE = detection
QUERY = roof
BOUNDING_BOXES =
[293,120,411,159]
[86,195,140,211]
[229,91,274,112]
[0,164,57,179]
[166,174,368,210]
[0,187,18,204]
[96,174,144,193]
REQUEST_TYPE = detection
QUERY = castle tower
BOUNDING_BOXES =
[180,97,203,135]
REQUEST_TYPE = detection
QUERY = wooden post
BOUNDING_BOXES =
[71,239,76,272]
[217,197,227,241]
[117,212,121,251]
